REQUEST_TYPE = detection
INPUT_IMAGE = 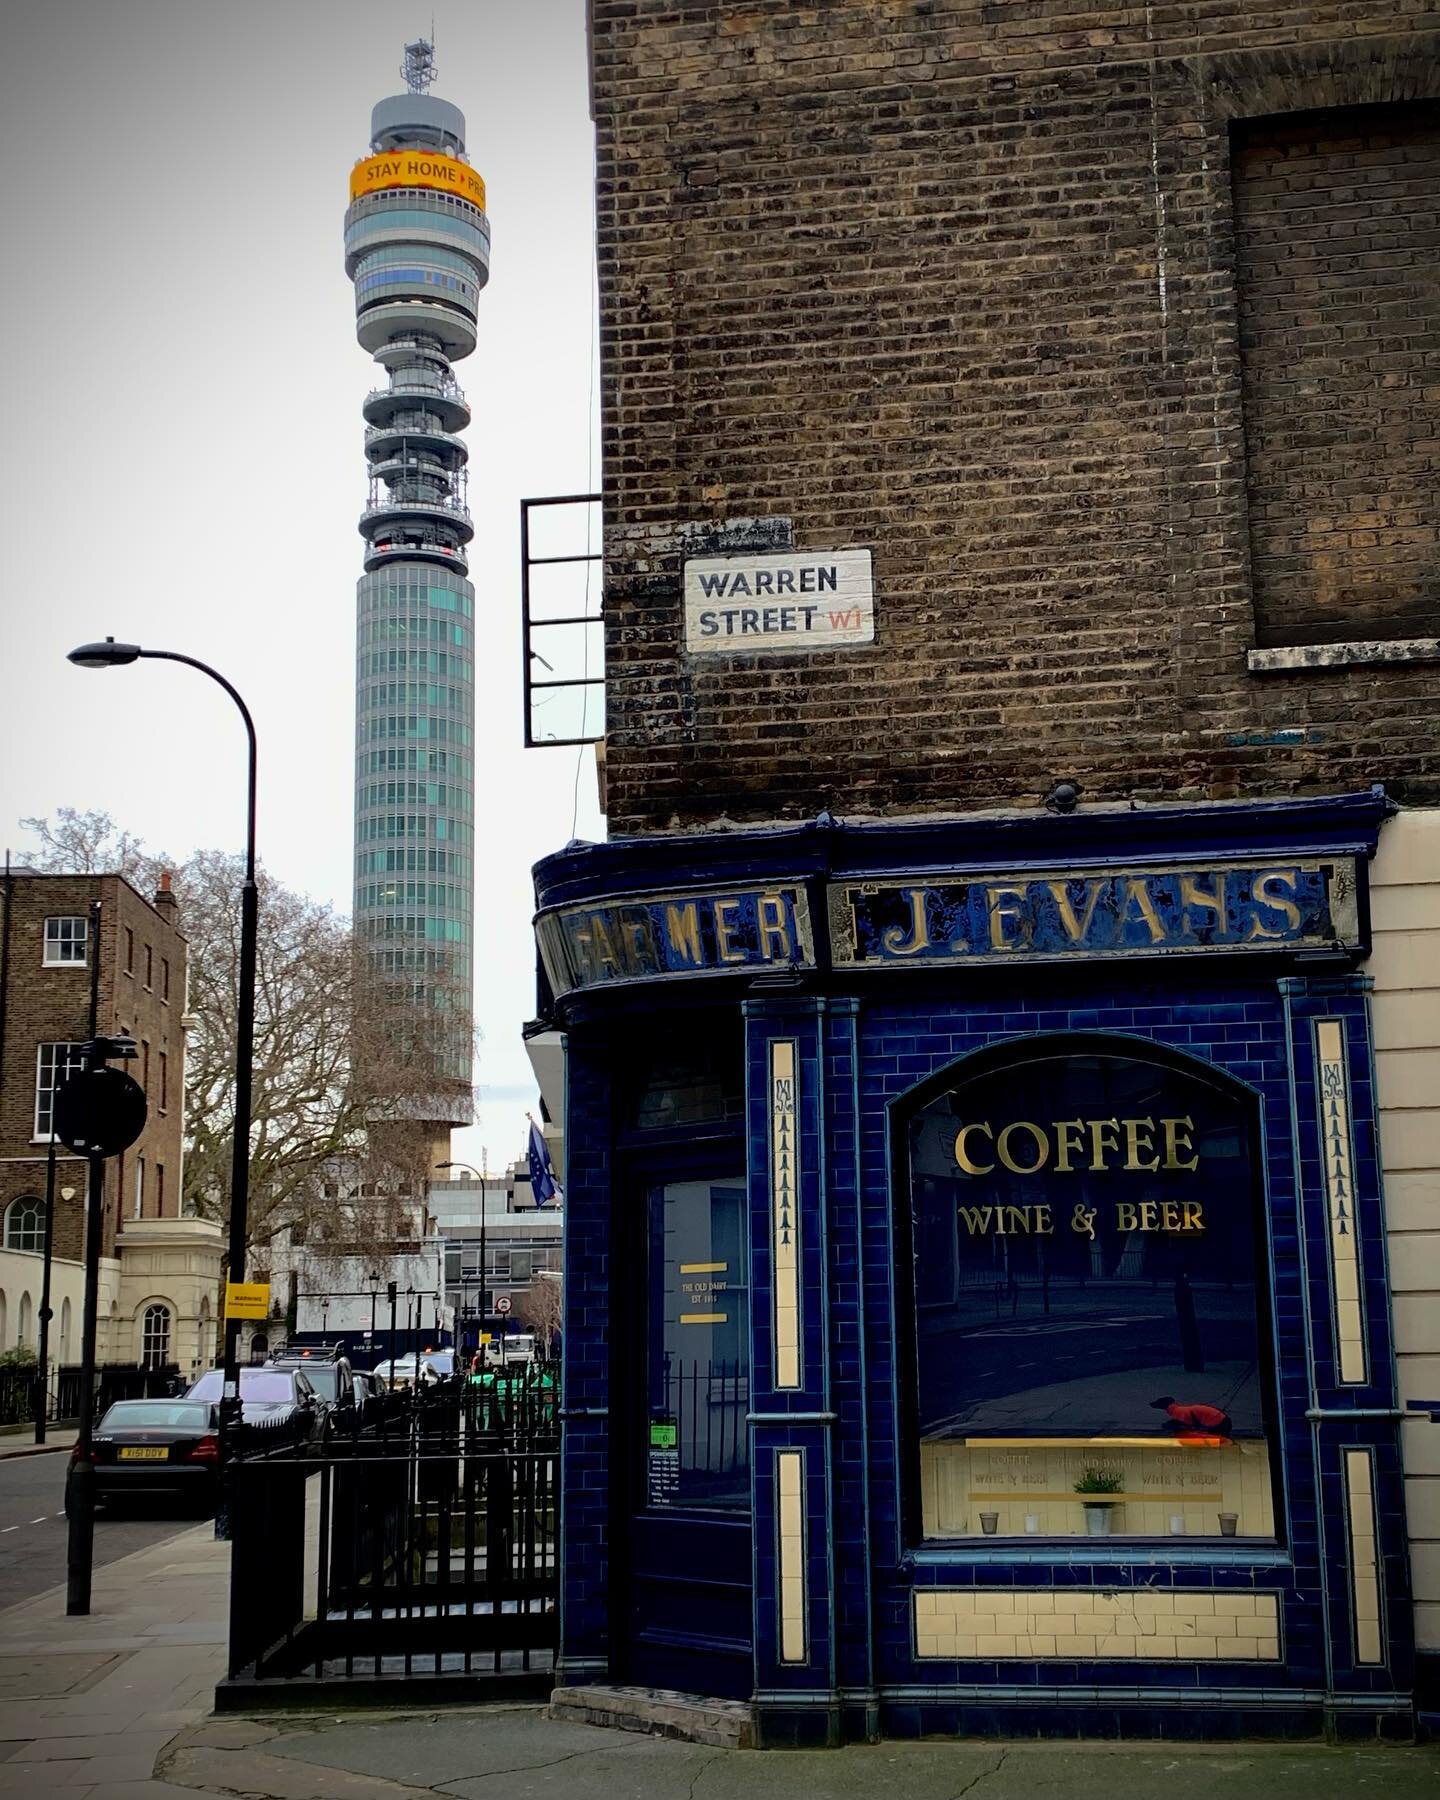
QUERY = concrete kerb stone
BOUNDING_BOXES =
[548,1683,756,1748]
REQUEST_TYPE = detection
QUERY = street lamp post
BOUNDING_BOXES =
[33,1124,79,1447]
[68,638,258,1541]
[437,1161,487,1362]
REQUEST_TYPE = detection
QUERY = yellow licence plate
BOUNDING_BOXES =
[118,1447,169,1461]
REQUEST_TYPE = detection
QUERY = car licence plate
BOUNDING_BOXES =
[118,1447,169,1461]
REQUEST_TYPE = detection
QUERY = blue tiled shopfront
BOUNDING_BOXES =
[534,790,1413,1744]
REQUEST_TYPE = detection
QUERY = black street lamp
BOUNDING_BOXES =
[436,1160,486,1362]
[68,638,258,1539]
[33,1133,80,1447]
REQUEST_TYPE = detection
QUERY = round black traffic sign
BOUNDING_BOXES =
[52,1067,148,1158]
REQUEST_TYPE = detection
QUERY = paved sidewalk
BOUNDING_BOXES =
[1,1524,1438,1799]
[0,1518,227,1798]
[159,1709,1440,1800]
[0,1425,77,1459]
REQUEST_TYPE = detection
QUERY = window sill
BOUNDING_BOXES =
[1248,637,1440,674]
[41,960,88,970]
[907,1542,1290,1568]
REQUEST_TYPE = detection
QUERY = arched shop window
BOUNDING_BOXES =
[901,1037,1278,1544]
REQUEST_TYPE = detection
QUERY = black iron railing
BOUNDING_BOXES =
[0,1361,179,1428]
[222,1379,559,1701]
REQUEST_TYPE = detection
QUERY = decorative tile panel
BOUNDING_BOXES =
[770,1039,801,1389]
[1316,1018,1368,1384]
[777,1449,807,1663]
[915,1588,1282,1662]
[1345,1449,1384,1666]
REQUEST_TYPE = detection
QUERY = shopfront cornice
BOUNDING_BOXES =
[533,789,1394,1008]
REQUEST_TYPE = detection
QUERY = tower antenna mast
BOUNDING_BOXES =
[401,36,437,94]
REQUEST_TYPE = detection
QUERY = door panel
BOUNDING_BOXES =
[625,1174,754,1700]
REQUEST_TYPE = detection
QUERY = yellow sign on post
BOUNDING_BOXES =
[224,1281,271,1321]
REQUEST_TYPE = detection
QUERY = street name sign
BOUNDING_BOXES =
[684,548,874,653]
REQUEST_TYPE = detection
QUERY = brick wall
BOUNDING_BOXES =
[590,3,1440,832]
[1233,102,1440,648]
[0,874,186,1262]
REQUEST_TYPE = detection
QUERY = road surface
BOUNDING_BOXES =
[0,1448,206,1609]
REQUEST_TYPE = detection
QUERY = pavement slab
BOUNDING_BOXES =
[152,1706,1440,1800]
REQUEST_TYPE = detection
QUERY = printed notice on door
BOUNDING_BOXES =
[683,549,875,653]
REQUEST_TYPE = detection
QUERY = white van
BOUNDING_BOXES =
[485,1332,536,1368]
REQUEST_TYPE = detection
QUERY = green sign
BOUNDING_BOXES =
[649,1422,678,1450]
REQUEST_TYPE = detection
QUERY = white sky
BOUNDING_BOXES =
[0,0,602,1177]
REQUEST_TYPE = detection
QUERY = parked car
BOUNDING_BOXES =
[75,1400,220,1512]
[266,1348,359,1438]
[350,1368,388,1426]
[370,1354,444,1391]
[421,1349,456,1378]
[184,1365,324,1448]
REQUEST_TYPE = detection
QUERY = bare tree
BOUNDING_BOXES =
[19,807,166,885]
[17,811,472,1259]
[514,1273,562,1359]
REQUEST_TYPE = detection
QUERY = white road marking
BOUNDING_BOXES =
[1,1526,16,1533]
[29,1517,46,1525]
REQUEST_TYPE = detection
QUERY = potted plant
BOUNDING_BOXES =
[1074,1466,1124,1536]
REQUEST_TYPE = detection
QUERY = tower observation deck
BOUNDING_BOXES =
[347,41,489,1127]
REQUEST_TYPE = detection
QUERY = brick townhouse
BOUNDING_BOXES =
[0,870,222,1386]
[532,0,1440,1746]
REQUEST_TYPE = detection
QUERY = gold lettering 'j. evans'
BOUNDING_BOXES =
[882,888,932,956]
[955,1116,1200,1175]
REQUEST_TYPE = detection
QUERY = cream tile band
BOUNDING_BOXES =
[1346,1450,1384,1666]
[915,1588,1281,1662]
[777,1449,807,1663]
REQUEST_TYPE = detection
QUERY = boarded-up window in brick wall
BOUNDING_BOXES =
[1232,103,1440,649]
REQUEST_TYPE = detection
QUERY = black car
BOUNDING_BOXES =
[77,1400,220,1511]
[266,1350,360,1439]
[185,1365,324,1448]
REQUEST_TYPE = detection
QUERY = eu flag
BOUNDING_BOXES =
[527,1119,559,1208]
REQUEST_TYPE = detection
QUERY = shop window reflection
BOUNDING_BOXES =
[907,1044,1278,1542]
[647,1178,750,1511]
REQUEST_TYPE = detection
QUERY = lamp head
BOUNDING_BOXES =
[68,636,142,669]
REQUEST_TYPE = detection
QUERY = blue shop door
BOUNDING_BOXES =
[627,1176,753,1700]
